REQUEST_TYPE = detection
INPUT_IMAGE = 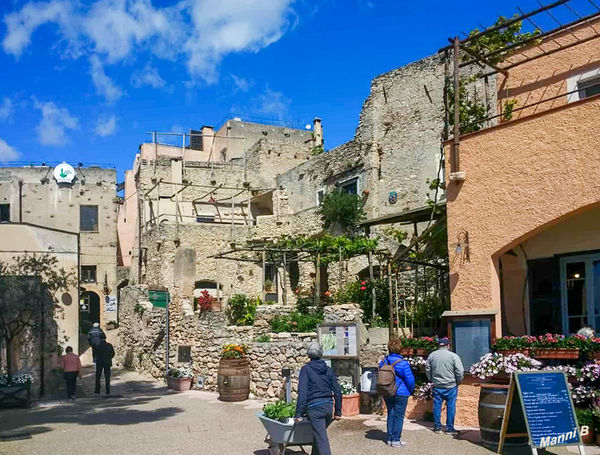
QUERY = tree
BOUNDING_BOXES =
[319,189,366,234]
[0,254,75,395]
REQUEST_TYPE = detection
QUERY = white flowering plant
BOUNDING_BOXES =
[406,356,427,370]
[573,385,600,405]
[168,366,194,378]
[542,365,579,380]
[414,382,433,400]
[340,381,357,395]
[0,373,34,386]
[469,353,542,380]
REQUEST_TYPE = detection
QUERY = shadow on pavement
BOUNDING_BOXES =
[364,428,388,442]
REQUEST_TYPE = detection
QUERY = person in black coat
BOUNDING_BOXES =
[95,339,114,395]
[295,342,342,455]
[87,323,106,363]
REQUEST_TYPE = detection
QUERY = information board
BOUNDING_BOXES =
[317,323,358,358]
[149,290,169,308]
[498,371,582,453]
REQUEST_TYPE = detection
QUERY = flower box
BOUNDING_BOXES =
[496,348,530,357]
[342,394,360,416]
[415,349,430,357]
[399,348,414,356]
[532,348,579,359]
[481,373,511,385]
[167,376,192,391]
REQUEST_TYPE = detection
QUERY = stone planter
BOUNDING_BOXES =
[496,348,531,357]
[342,394,360,416]
[532,348,579,359]
[0,383,32,408]
[167,376,192,391]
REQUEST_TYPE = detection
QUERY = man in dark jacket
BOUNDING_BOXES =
[87,323,106,363]
[295,342,342,455]
[95,339,115,395]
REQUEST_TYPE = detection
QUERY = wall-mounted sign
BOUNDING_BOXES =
[388,191,398,204]
[105,295,117,312]
[53,162,75,184]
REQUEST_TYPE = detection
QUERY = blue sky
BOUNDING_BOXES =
[0,0,591,180]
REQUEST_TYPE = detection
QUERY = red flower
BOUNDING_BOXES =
[360,286,366,291]
[361,281,366,285]
[324,291,331,297]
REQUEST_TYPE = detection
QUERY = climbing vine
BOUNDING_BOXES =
[319,189,366,233]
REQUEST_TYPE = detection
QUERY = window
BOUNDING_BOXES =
[339,177,359,195]
[0,204,9,222]
[80,206,98,232]
[264,263,277,292]
[316,189,325,206]
[81,265,97,283]
[196,215,215,223]
[578,78,600,99]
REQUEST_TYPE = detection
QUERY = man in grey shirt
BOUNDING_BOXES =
[425,337,464,435]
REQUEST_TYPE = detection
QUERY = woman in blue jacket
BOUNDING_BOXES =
[379,338,416,447]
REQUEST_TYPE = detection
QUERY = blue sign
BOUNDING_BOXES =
[388,191,398,204]
[515,371,581,448]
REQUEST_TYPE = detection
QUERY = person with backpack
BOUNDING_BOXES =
[87,322,106,363]
[377,338,415,447]
[425,337,464,435]
[295,342,342,455]
[95,339,115,396]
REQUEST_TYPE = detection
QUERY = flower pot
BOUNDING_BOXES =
[342,394,360,417]
[496,349,531,357]
[415,349,430,357]
[532,348,579,359]
[167,376,192,391]
[399,348,414,356]
[581,426,595,445]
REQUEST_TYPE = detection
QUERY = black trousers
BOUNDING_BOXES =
[95,364,111,394]
[64,372,78,398]
[307,402,333,455]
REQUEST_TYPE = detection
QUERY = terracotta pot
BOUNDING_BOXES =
[415,349,430,357]
[581,426,595,445]
[399,348,414,356]
[496,348,531,357]
[532,348,579,359]
[167,376,192,391]
[341,394,360,417]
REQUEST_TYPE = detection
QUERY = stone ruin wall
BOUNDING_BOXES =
[117,286,389,400]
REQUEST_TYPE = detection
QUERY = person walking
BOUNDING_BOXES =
[87,322,106,363]
[425,337,464,435]
[60,346,81,400]
[95,339,115,396]
[378,338,415,447]
[295,342,342,455]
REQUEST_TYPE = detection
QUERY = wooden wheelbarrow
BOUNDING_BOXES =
[257,413,313,455]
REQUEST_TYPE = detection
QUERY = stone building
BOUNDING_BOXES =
[0,163,118,351]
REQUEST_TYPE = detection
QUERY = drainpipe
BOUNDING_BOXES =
[18,180,23,222]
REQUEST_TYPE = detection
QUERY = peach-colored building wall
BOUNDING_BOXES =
[117,168,137,267]
[497,17,600,120]
[445,96,600,335]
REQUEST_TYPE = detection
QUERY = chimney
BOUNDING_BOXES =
[201,126,214,152]
[313,118,323,148]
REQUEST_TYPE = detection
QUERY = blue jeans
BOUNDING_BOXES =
[307,401,333,455]
[384,395,409,442]
[433,387,458,431]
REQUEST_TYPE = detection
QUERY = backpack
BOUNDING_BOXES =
[377,357,402,398]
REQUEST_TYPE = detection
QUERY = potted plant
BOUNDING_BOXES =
[532,334,579,359]
[0,373,33,407]
[263,399,297,424]
[576,407,595,444]
[218,344,250,402]
[414,337,438,356]
[413,382,433,401]
[469,353,542,384]
[340,382,359,416]
[167,366,193,391]
[492,336,536,357]
[407,356,427,373]
[195,290,217,313]
[396,337,415,356]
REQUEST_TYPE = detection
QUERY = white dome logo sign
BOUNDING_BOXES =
[54,162,75,184]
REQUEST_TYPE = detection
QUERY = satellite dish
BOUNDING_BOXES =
[305,124,312,130]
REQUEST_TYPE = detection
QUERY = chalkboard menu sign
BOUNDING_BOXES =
[498,371,582,453]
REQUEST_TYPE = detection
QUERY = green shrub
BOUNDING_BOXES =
[254,334,271,343]
[225,294,257,326]
[270,311,323,333]
[576,407,594,428]
[334,279,390,324]
[319,189,365,232]
[263,400,297,420]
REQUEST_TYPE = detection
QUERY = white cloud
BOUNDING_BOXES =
[0,138,19,161]
[89,55,123,102]
[231,74,253,92]
[131,63,165,88]
[0,98,13,120]
[33,98,78,146]
[2,0,296,83]
[254,87,290,120]
[94,114,117,136]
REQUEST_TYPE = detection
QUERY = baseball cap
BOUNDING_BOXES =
[438,337,450,346]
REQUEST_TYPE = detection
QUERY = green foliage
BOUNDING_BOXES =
[502,99,518,121]
[134,303,146,316]
[447,75,487,134]
[319,189,365,233]
[254,334,271,343]
[576,407,594,428]
[382,226,408,244]
[270,311,323,333]
[463,16,541,66]
[263,400,297,420]
[334,279,390,324]
[225,294,257,326]
[311,145,325,156]
[264,279,274,292]
[425,178,446,209]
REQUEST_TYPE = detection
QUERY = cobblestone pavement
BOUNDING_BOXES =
[0,367,595,455]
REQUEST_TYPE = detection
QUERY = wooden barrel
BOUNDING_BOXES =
[478,384,528,449]
[217,358,250,402]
